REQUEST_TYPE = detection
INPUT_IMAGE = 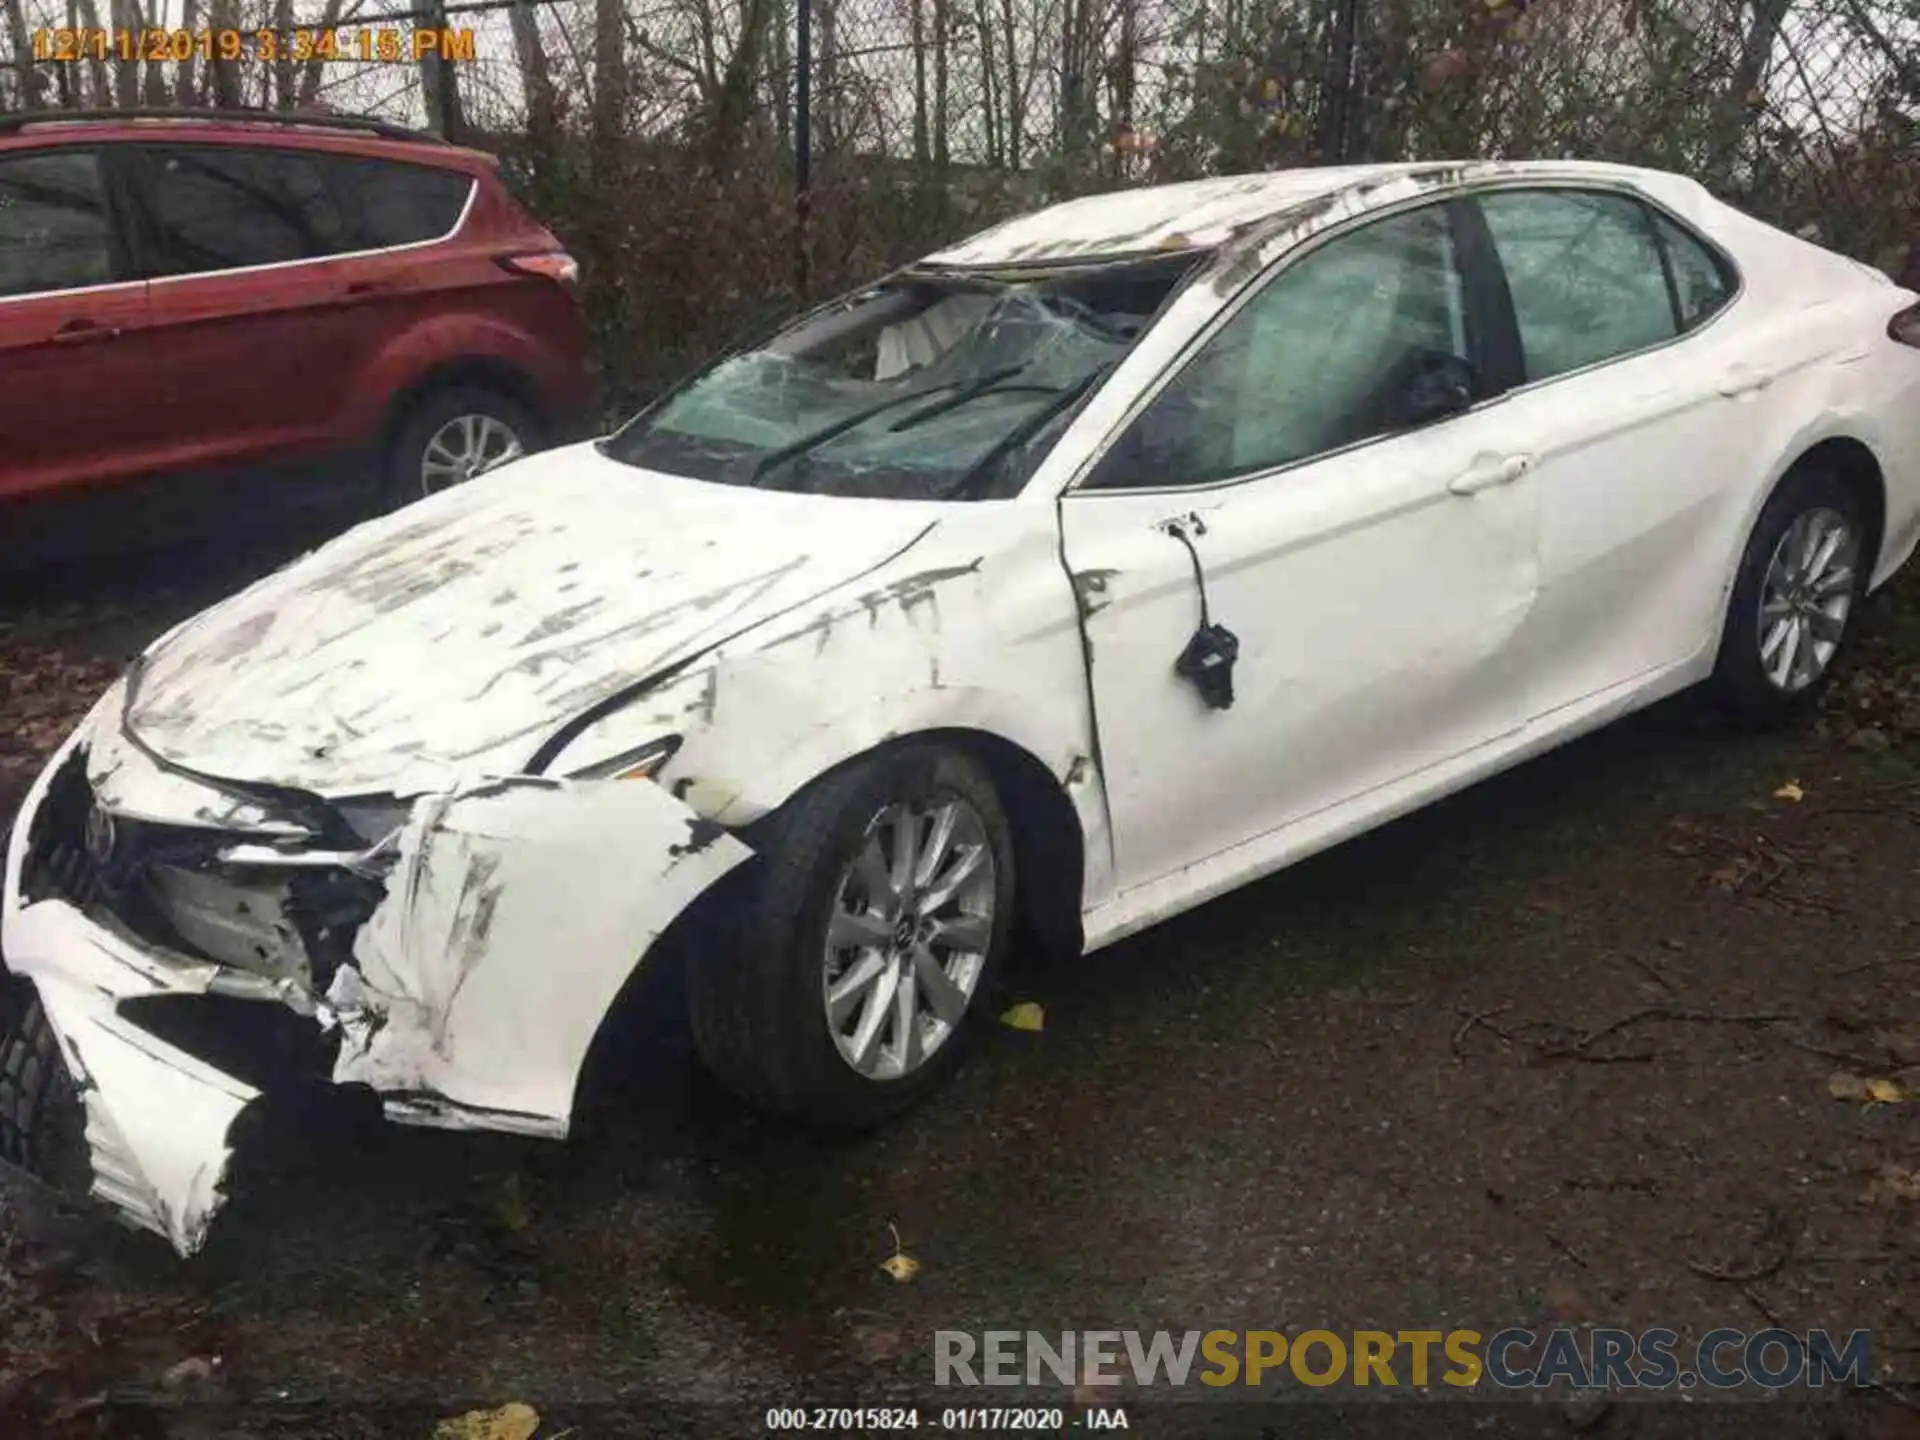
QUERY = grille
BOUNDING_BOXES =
[22,749,384,992]
[22,749,105,909]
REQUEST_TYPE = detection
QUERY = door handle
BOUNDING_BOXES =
[51,319,122,344]
[1448,453,1533,496]
[343,280,391,298]
[1717,363,1774,398]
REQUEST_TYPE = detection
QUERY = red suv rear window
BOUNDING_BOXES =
[0,150,116,296]
[138,145,473,272]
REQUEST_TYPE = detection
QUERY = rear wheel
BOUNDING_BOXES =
[686,744,1015,1126]
[383,385,539,509]
[1710,467,1867,725]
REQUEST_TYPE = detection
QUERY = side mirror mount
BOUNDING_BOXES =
[1382,350,1478,431]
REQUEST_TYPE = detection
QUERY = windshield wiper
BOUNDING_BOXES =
[747,366,1024,485]
[885,365,1037,433]
[952,362,1118,499]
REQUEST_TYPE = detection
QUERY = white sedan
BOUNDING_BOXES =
[5,160,1918,1253]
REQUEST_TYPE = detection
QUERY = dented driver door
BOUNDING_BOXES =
[1058,200,1543,899]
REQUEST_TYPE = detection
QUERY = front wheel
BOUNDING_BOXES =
[0,989,91,1196]
[1709,467,1867,726]
[686,744,1016,1127]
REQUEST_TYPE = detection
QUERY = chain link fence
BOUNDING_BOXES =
[5,0,1916,397]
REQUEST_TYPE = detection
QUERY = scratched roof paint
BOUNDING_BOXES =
[123,445,944,798]
[919,159,1674,268]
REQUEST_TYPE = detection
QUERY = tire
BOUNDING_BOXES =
[0,989,91,1196]
[1710,466,1868,726]
[686,743,1016,1127]
[382,384,541,509]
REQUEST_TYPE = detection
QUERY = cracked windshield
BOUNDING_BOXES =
[601,264,1190,499]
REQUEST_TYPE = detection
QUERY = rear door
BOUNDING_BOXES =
[0,147,158,502]
[127,143,359,473]
[1463,186,1766,720]
[307,152,478,380]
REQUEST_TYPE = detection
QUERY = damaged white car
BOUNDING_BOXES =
[5,160,1920,1255]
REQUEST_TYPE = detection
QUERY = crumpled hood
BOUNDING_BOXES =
[122,445,938,797]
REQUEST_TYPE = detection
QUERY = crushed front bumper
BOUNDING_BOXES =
[2,700,750,1255]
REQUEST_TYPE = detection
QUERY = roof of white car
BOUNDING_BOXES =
[923,159,1684,268]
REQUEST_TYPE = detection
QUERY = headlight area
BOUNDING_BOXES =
[19,746,389,1014]
[4,737,755,1255]
[563,733,683,782]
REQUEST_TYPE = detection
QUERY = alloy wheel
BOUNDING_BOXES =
[1757,505,1859,694]
[821,798,996,1081]
[419,413,524,495]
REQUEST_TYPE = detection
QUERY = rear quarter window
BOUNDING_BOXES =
[1651,212,1736,330]
[142,145,349,272]
[317,156,473,249]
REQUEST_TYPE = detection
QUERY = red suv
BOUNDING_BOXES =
[0,108,594,553]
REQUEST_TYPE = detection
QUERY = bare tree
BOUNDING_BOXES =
[272,0,295,106]
[591,0,626,176]
[208,0,242,105]
[175,0,199,105]
[109,0,137,107]
[70,0,112,105]
[933,0,949,174]
[297,0,350,105]
[509,0,560,156]
[999,0,1024,165]
[3,0,39,110]
[420,0,467,134]
[706,0,777,166]
[976,0,1001,164]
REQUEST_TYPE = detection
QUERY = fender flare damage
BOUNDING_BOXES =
[1,742,752,1256]
[323,774,752,1130]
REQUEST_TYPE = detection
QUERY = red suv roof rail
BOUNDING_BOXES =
[0,106,447,144]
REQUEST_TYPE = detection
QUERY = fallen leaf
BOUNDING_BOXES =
[1829,1071,1909,1104]
[1000,1001,1044,1032]
[880,1219,920,1282]
[1773,780,1806,802]
[433,1402,540,1440]
[1829,1071,1872,1100]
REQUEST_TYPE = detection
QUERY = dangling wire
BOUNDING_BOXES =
[1166,517,1212,628]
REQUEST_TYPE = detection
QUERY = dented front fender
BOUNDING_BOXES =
[328,775,751,1132]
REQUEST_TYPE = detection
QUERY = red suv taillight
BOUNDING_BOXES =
[1892,303,1920,349]
[498,250,580,292]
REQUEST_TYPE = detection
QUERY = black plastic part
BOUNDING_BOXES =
[1175,622,1240,710]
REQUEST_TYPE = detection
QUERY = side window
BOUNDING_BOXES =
[1087,204,1471,490]
[0,151,114,297]
[142,146,347,273]
[1478,189,1677,381]
[1652,212,1735,330]
[317,156,472,249]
